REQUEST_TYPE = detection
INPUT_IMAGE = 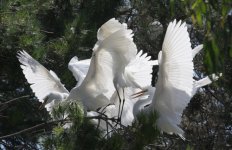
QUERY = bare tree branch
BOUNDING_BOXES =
[0,95,30,106]
[0,119,70,140]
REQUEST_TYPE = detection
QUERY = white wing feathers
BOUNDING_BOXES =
[151,20,193,139]
[161,20,193,94]
[94,28,137,97]
[17,50,69,103]
[97,18,127,41]
[97,18,155,89]
[99,28,137,66]
[93,18,128,52]
[68,56,90,87]
[125,50,157,88]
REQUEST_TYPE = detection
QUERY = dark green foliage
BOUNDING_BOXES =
[42,101,102,150]
[129,112,160,150]
[43,100,160,149]
[100,134,125,150]
[185,0,232,76]
[0,0,231,149]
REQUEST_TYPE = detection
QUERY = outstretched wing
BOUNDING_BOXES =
[68,56,90,87]
[125,50,157,88]
[17,51,69,103]
[150,20,193,139]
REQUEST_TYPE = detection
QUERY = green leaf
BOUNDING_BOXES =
[186,144,194,150]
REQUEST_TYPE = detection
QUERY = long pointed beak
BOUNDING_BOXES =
[131,89,148,99]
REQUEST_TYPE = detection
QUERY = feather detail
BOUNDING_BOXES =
[150,20,193,138]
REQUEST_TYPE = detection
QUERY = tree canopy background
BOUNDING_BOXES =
[0,0,231,149]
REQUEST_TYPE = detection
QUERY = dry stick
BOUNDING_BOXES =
[106,120,109,138]
[0,119,69,139]
[0,114,8,118]
[96,112,117,129]
[0,113,121,140]
[99,103,111,114]
[96,118,101,130]
[0,95,30,106]
[0,104,8,112]
[40,30,54,34]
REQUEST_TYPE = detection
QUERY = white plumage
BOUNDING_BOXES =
[148,20,194,139]
[146,20,220,139]
[17,51,69,112]
[67,26,137,111]
[68,56,90,87]
[97,18,127,41]
[124,50,157,88]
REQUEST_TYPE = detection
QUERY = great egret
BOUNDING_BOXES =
[67,29,136,110]
[17,51,69,112]
[144,20,221,139]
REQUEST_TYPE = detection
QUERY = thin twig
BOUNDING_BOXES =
[0,95,30,106]
[0,114,8,118]
[87,114,119,133]
[40,29,54,34]
[0,119,69,139]
[0,12,15,14]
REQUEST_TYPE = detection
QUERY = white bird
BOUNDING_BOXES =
[144,20,221,139]
[67,29,137,111]
[147,20,194,139]
[17,51,69,112]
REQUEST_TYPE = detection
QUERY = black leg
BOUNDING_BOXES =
[115,87,122,124]
[119,88,125,124]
